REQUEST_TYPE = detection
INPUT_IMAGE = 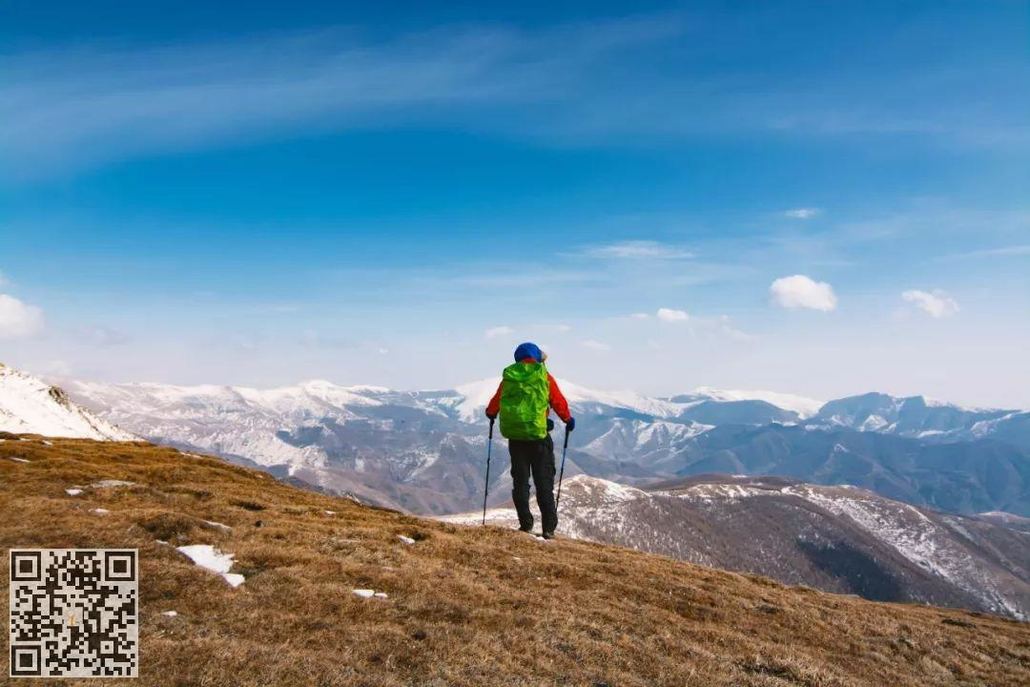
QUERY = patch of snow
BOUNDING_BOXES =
[859,415,889,431]
[397,535,416,545]
[161,610,178,617]
[676,482,766,503]
[90,508,110,514]
[202,520,232,531]
[65,488,83,496]
[176,544,245,587]
[324,510,336,516]
[352,589,375,599]
[90,479,135,488]
[6,456,30,463]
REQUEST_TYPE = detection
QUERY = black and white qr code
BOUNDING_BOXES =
[9,549,138,678]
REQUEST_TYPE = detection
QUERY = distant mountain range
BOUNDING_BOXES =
[1,361,1027,517]
[54,370,1030,517]
[444,473,1030,620]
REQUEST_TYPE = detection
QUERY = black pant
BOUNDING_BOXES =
[508,435,557,534]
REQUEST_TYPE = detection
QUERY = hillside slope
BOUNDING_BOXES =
[2,437,1028,686]
[447,474,1030,619]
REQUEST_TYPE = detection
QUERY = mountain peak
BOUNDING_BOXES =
[0,365,134,440]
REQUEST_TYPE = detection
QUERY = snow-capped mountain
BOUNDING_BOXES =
[63,376,822,511]
[57,371,1030,517]
[806,391,1023,441]
[443,474,1030,620]
[0,364,134,441]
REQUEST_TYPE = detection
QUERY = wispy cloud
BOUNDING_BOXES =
[585,240,694,260]
[484,325,514,339]
[942,244,1030,260]
[0,18,679,179]
[76,325,131,347]
[902,289,959,318]
[784,208,821,220]
[769,275,838,312]
[581,339,611,351]
[5,8,1027,180]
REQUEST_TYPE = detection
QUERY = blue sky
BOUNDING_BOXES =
[1,1,1028,406]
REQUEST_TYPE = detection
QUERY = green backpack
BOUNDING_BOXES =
[499,362,550,440]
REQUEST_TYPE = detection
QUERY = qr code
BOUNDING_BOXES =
[9,549,138,678]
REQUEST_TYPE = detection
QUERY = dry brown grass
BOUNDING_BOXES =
[2,435,1029,687]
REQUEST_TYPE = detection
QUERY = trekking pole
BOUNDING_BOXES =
[482,418,494,526]
[555,425,570,510]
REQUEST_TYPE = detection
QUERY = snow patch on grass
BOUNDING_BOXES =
[176,544,245,587]
[90,479,136,488]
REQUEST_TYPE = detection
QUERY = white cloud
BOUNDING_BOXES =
[586,241,694,260]
[582,339,611,352]
[902,289,960,318]
[769,275,838,312]
[629,312,650,320]
[656,307,689,322]
[484,326,514,339]
[0,294,45,339]
[784,208,821,220]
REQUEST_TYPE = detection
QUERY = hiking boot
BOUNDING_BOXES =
[541,530,555,540]
[518,525,533,533]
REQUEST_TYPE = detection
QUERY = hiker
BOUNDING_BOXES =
[485,342,575,539]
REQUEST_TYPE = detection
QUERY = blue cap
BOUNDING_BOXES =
[513,342,544,363]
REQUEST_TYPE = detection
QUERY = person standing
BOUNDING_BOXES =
[485,342,575,539]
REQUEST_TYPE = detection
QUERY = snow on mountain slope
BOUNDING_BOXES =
[781,483,1026,619]
[0,364,134,440]
[690,387,824,418]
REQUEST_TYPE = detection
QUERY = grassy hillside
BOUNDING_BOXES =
[2,435,1029,686]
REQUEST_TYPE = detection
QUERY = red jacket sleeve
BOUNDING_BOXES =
[485,381,503,418]
[548,375,572,422]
